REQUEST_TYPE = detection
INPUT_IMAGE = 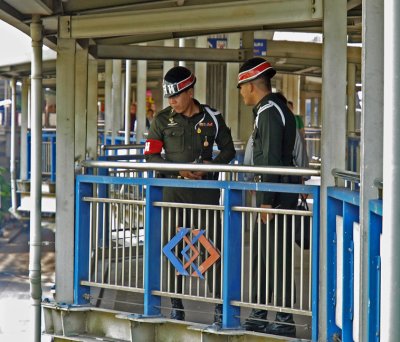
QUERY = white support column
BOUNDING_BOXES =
[360,1,383,341]
[112,60,122,143]
[10,78,17,214]
[225,33,240,140]
[136,58,147,143]
[87,59,98,159]
[163,40,175,108]
[239,31,254,141]
[104,60,113,140]
[178,38,186,67]
[30,15,43,342]
[347,63,356,133]
[55,37,76,303]
[74,45,88,162]
[195,36,207,104]
[382,0,400,340]
[319,1,347,340]
[124,60,132,144]
[20,77,29,180]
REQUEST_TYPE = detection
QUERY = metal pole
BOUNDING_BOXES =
[124,60,132,144]
[29,14,43,342]
[10,78,17,213]
[382,0,400,340]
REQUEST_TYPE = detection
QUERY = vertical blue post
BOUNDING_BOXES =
[311,186,320,341]
[97,162,109,244]
[222,187,242,329]
[50,134,56,182]
[74,177,92,304]
[326,188,343,341]
[144,184,163,316]
[342,202,359,342]
[368,199,382,342]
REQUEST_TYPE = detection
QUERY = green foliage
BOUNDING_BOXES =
[0,167,11,216]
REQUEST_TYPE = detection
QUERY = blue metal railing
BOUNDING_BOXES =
[74,163,320,340]
[326,176,382,342]
[368,199,382,342]
[27,131,56,182]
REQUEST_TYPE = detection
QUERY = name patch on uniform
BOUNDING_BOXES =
[144,139,163,154]
[198,122,214,127]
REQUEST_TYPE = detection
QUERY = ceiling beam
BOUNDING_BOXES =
[90,44,245,62]
[59,0,323,39]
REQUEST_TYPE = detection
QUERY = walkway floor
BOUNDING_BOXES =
[0,219,55,341]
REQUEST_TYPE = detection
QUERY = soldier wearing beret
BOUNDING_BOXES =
[238,58,298,337]
[145,66,235,325]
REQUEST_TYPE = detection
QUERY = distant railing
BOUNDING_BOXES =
[27,130,56,182]
[75,162,320,340]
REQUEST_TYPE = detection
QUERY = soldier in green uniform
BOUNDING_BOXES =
[144,66,235,324]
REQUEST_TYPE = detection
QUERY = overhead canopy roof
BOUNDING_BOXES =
[0,0,362,79]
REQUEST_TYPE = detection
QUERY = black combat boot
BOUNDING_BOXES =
[265,312,296,337]
[242,309,268,333]
[170,298,185,320]
[213,304,223,326]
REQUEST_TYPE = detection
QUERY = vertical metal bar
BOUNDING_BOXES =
[220,208,224,299]
[266,216,270,305]
[273,215,278,306]
[115,204,119,284]
[282,214,287,308]
[309,217,313,310]
[136,203,140,288]
[240,212,245,302]
[291,215,295,309]
[128,204,132,287]
[257,215,261,304]
[300,217,305,310]
[121,203,126,286]
[88,202,93,282]
[108,203,112,284]
[94,202,99,283]
[160,207,165,291]
[142,202,146,288]
[102,202,106,284]
[249,213,254,302]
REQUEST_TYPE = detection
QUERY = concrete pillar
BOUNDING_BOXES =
[225,33,241,140]
[239,31,254,141]
[87,59,98,159]
[124,60,132,144]
[360,1,384,341]
[20,78,29,180]
[347,63,357,133]
[112,60,122,142]
[319,0,347,340]
[136,58,147,143]
[10,78,17,213]
[74,44,89,162]
[382,0,400,340]
[195,36,207,104]
[163,40,175,109]
[30,15,43,342]
[104,60,113,140]
[55,37,76,303]
[178,38,186,67]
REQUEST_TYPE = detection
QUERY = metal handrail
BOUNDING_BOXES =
[81,159,321,177]
[332,168,360,190]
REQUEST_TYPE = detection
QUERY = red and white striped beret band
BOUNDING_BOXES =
[237,61,274,86]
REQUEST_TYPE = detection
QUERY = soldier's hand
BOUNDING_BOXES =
[179,170,203,180]
[260,204,273,223]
